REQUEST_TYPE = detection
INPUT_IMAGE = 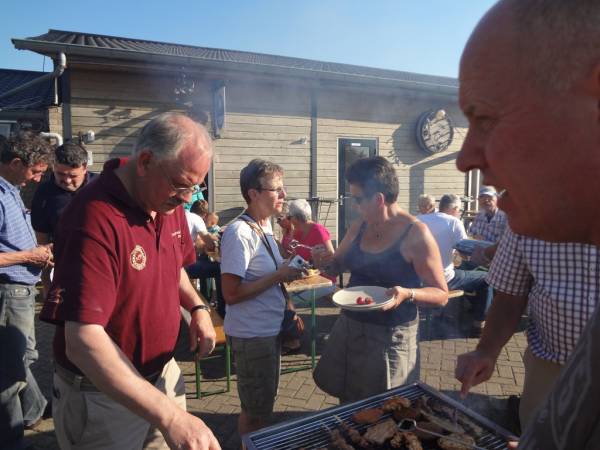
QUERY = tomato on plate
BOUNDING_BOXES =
[356,296,365,305]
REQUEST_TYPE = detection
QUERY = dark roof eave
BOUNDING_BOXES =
[12,38,458,96]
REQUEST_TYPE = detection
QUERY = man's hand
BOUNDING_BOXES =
[455,349,497,397]
[29,244,53,267]
[189,309,216,358]
[161,409,221,450]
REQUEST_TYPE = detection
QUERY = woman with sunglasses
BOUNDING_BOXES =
[275,204,295,256]
[312,156,448,403]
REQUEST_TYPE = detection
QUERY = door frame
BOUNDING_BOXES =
[337,137,378,242]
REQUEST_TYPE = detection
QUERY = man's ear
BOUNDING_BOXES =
[136,150,153,176]
[8,158,23,171]
[375,192,385,206]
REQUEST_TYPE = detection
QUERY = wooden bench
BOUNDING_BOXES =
[180,306,231,398]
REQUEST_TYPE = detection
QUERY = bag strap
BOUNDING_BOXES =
[238,214,292,304]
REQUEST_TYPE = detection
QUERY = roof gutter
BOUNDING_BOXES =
[0,52,66,102]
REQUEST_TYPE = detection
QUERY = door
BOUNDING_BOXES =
[338,138,377,241]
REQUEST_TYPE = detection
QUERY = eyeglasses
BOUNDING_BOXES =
[276,215,291,223]
[158,164,205,196]
[351,194,371,205]
[259,186,286,196]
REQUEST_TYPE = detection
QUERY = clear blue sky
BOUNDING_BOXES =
[3,0,496,78]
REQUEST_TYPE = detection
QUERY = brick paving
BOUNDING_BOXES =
[24,295,526,449]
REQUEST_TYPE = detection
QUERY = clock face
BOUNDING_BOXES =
[416,110,454,154]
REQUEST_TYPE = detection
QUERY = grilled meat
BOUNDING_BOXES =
[338,420,370,448]
[392,406,421,421]
[328,428,355,450]
[421,411,465,434]
[403,432,424,450]
[382,396,411,412]
[363,419,397,446]
[437,433,476,450]
[352,408,384,424]
[413,421,444,441]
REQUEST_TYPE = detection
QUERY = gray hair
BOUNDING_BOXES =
[439,194,461,212]
[417,194,436,212]
[508,0,600,91]
[288,199,312,222]
[239,159,283,204]
[134,112,211,159]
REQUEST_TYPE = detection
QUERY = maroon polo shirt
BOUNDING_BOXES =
[40,159,195,376]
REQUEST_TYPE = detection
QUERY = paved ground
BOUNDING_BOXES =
[24,295,526,449]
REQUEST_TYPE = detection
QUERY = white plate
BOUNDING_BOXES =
[332,286,395,311]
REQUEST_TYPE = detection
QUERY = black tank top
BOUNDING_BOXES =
[343,221,421,326]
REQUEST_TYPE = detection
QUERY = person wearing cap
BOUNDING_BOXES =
[469,186,507,243]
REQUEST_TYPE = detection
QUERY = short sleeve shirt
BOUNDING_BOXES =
[220,217,286,338]
[0,176,40,284]
[487,227,600,364]
[40,159,195,376]
[469,208,508,243]
[184,210,207,243]
[418,212,467,282]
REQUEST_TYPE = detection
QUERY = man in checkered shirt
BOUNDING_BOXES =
[455,1,600,448]
[456,226,599,428]
[469,186,507,243]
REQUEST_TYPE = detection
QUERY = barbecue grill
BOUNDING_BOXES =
[243,382,518,450]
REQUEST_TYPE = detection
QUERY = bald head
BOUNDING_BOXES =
[134,112,212,161]
[465,0,600,92]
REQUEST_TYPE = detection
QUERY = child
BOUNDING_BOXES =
[206,212,221,234]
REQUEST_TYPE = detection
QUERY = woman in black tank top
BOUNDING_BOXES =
[313,157,448,403]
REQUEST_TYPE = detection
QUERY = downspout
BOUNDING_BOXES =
[39,132,63,146]
[0,53,66,103]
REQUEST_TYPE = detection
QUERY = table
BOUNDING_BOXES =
[284,274,333,372]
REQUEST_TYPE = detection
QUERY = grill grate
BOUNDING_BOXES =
[243,382,517,450]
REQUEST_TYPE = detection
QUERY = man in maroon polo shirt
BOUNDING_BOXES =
[40,113,220,450]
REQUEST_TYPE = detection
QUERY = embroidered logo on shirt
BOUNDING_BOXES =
[130,245,147,270]
[172,230,182,239]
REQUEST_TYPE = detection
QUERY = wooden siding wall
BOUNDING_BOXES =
[67,67,466,241]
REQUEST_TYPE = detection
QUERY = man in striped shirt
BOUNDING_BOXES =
[455,227,599,428]
[0,132,54,450]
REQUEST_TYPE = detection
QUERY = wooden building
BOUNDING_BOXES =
[13,29,475,242]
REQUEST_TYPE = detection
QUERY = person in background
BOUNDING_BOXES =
[220,159,304,436]
[312,156,448,403]
[191,199,209,221]
[185,205,224,318]
[40,113,219,450]
[31,142,96,297]
[419,194,492,330]
[206,212,221,235]
[275,203,294,256]
[417,194,436,215]
[469,186,507,243]
[287,199,335,282]
[454,1,600,447]
[183,183,205,211]
[0,132,54,450]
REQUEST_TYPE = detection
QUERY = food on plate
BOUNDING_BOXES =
[356,296,365,305]
[365,297,374,304]
[305,268,320,277]
[352,407,384,424]
[363,419,398,445]
[437,432,476,450]
[382,396,411,412]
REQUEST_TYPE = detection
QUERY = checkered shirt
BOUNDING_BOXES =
[469,208,508,243]
[487,228,600,364]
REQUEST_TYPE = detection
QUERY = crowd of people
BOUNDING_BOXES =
[3,1,600,449]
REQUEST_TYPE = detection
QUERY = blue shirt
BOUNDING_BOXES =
[0,176,41,285]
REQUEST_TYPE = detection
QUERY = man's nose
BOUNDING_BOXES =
[456,129,486,174]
